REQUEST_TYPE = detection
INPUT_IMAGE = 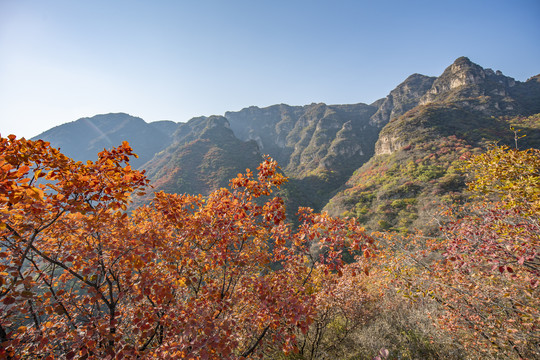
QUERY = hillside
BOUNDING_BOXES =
[224,103,381,212]
[324,57,540,233]
[32,113,179,169]
[142,116,262,196]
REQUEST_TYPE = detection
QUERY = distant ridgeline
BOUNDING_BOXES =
[33,57,540,233]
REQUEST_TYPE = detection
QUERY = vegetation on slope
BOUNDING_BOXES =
[325,107,540,234]
[143,116,262,197]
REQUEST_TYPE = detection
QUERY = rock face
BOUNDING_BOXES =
[225,102,380,211]
[370,73,436,126]
[33,113,179,168]
[226,103,379,176]
[374,134,405,156]
[422,57,491,99]
[225,104,302,166]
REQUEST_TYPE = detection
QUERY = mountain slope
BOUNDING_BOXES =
[142,116,262,196]
[324,57,540,233]
[225,102,382,212]
[33,113,179,168]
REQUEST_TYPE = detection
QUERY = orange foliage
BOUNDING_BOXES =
[0,136,373,359]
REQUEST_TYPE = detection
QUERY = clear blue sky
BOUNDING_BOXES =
[1,0,539,138]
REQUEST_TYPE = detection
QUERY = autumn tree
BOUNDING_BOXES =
[0,136,149,358]
[392,145,539,359]
[284,261,381,360]
[0,136,373,359]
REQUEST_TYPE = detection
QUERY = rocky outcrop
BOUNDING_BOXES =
[418,57,523,114]
[370,73,436,126]
[374,134,406,155]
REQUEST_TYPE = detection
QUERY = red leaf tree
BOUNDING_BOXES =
[0,136,373,359]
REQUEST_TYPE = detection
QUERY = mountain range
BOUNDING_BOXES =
[32,57,540,233]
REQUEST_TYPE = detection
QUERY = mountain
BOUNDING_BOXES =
[142,116,262,197]
[142,101,393,213]
[224,103,382,211]
[324,57,540,233]
[32,113,179,168]
[31,57,540,232]
[370,73,436,126]
[418,56,540,114]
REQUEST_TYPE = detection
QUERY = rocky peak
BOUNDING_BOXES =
[198,116,236,143]
[171,115,235,147]
[447,57,487,86]
[449,56,478,71]
[419,57,517,107]
[205,115,230,129]
[370,73,436,126]
[149,120,180,140]
[422,57,485,99]
[527,74,540,83]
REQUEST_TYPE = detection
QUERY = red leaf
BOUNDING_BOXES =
[3,296,15,305]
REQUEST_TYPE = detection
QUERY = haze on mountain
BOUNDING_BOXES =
[33,57,540,232]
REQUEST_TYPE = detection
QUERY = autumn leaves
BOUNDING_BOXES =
[1,135,537,359]
[0,138,373,359]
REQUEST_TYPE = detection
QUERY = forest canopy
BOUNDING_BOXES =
[0,135,538,359]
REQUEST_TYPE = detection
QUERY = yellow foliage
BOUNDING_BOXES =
[466,144,540,214]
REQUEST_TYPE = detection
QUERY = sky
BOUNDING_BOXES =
[1,0,539,139]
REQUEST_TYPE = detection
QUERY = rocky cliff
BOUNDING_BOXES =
[225,102,380,212]
[370,73,436,126]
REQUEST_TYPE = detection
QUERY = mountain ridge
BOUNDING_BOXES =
[323,57,540,232]
[31,57,540,231]
[32,113,179,168]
